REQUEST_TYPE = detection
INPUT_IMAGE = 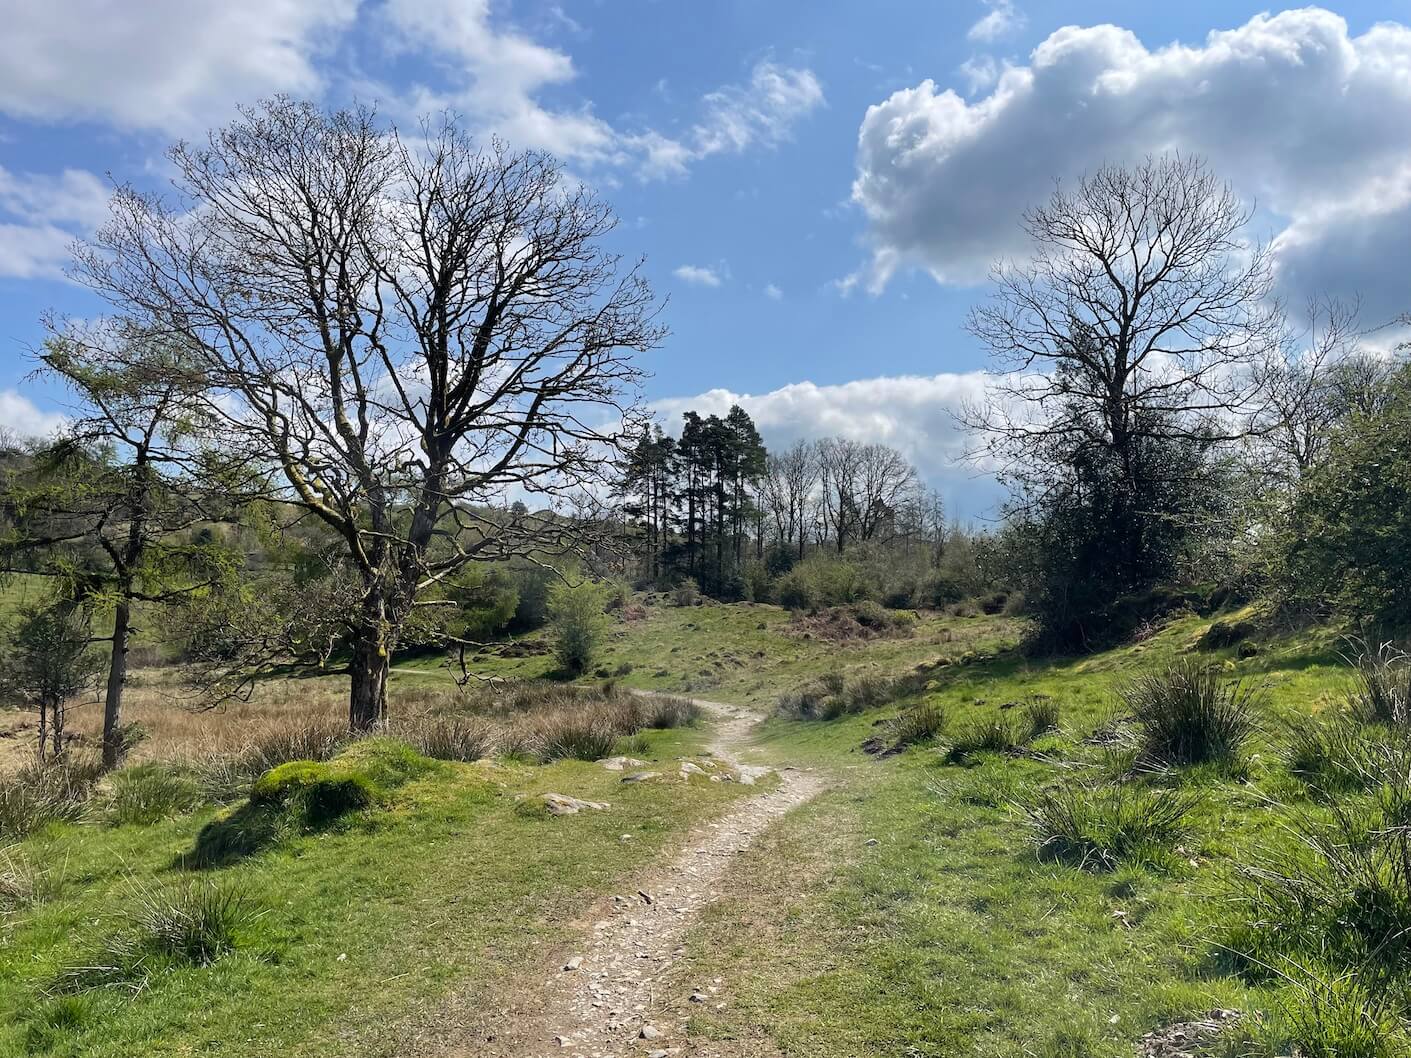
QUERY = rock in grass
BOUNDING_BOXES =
[541,793,610,816]
[621,771,662,784]
[597,756,649,772]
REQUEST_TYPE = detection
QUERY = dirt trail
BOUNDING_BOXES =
[482,694,825,1058]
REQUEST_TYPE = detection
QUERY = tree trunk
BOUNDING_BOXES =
[349,628,390,731]
[52,700,66,760]
[102,599,131,769]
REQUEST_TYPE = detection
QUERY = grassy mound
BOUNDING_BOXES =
[191,739,439,866]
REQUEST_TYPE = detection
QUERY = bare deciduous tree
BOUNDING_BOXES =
[816,438,917,552]
[965,154,1279,497]
[761,440,817,558]
[73,99,662,729]
[1248,296,1373,488]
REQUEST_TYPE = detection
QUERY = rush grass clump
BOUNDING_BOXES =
[1120,660,1259,766]
[1014,783,1200,870]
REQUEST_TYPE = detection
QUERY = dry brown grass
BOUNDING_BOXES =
[2,672,701,779]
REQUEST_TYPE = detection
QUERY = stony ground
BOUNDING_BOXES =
[457,696,826,1058]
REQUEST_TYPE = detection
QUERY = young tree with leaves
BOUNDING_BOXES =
[0,328,244,767]
[1,598,103,761]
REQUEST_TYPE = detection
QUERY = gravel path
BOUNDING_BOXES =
[503,695,825,1058]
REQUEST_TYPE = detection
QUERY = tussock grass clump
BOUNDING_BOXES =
[1227,764,1411,981]
[103,763,205,825]
[0,755,103,839]
[56,880,258,992]
[1120,660,1259,766]
[946,714,1030,762]
[1021,696,1061,739]
[0,846,43,915]
[775,672,902,721]
[392,714,497,762]
[1014,783,1199,870]
[1349,642,1411,727]
[1284,715,1398,793]
[533,714,621,762]
[891,701,947,748]
[638,694,702,729]
[1264,973,1409,1058]
[191,718,350,801]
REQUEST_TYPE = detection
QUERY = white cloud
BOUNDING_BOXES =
[381,0,622,166]
[651,372,1004,515]
[764,283,784,301]
[0,390,66,438]
[968,1,1025,43]
[633,62,825,179]
[0,0,356,133]
[852,8,1411,319]
[957,54,1002,95]
[382,4,822,178]
[673,265,725,288]
[0,166,109,279]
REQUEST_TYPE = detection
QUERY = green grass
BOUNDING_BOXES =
[390,598,1018,710]
[0,723,757,1056]
[1,597,1394,1057]
[661,608,1390,1057]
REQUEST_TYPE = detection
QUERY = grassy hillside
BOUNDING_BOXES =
[663,610,1389,1057]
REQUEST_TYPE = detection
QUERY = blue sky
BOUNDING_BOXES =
[2,1,1409,517]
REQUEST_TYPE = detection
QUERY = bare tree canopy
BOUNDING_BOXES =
[966,153,1279,491]
[71,98,663,728]
[816,438,918,552]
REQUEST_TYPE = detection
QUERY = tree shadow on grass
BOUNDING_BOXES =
[177,802,294,870]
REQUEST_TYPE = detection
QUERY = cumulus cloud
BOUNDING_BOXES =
[968,1,1025,43]
[673,265,725,288]
[852,8,1411,320]
[381,0,622,166]
[650,372,1004,515]
[0,165,109,279]
[0,0,356,133]
[764,283,784,301]
[0,390,66,438]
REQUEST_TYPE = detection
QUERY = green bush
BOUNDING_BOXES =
[547,578,610,675]
[1014,783,1199,870]
[776,556,873,612]
[1120,660,1259,766]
